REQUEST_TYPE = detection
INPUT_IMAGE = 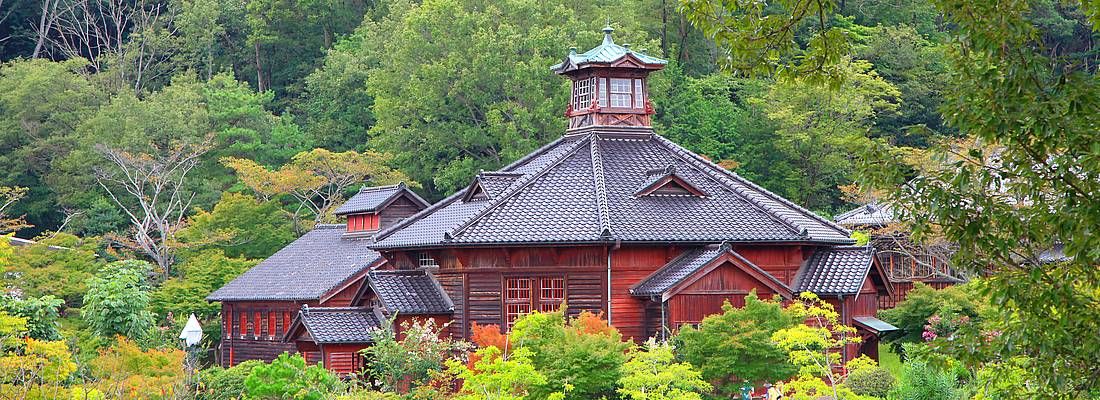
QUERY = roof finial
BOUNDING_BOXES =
[602,20,615,46]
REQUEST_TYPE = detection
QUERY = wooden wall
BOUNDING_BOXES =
[666,261,780,330]
[220,301,303,366]
[430,246,607,338]
[379,196,424,230]
[322,343,370,376]
[610,246,681,340]
[733,245,807,286]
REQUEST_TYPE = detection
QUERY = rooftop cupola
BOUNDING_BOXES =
[551,25,667,133]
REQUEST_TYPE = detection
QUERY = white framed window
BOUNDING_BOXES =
[598,78,608,107]
[610,78,632,108]
[418,252,439,268]
[572,77,594,110]
[633,79,644,108]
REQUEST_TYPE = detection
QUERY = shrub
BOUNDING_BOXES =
[446,346,551,400]
[0,295,64,341]
[244,352,339,400]
[878,282,981,354]
[90,337,186,399]
[891,361,958,400]
[510,310,630,399]
[82,260,155,341]
[674,292,798,396]
[197,360,264,400]
[364,317,467,393]
[617,338,711,400]
[843,366,895,398]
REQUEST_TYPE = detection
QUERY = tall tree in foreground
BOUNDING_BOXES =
[681,0,1100,395]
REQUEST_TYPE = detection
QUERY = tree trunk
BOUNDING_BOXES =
[254,41,265,92]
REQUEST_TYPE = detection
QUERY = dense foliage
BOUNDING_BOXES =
[674,292,798,395]
[0,0,1096,398]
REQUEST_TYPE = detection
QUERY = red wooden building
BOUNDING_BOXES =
[368,27,895,360]
[211,26,898,373]
[207,183,429,367]
[834,202,966,308]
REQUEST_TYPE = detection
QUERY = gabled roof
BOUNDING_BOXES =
[463,172,523,202]
[334,182,429,216]
[372,130,853,249]
[285,306,383,344]
[207,225,383,301]
[360,270,454,315]
[835,201,896,227]
[635,165,706,197]
[550,26,667,73]
[793,246,885,296]
[630,245,793,301]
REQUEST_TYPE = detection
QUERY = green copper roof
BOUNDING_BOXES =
[551,26,667,72]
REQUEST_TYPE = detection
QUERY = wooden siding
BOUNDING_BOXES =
[610,246,680,341]
[431,247,607,337]
[666,261,779,328]
[220,301,303,366]
[378,196,424,230]
[733,245,806,286]
[322,344,369,376]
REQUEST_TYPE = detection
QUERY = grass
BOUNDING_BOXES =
[879,342,903,376]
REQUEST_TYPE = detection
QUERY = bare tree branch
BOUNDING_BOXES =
[93,136,212,277]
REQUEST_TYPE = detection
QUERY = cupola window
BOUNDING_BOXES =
[609,78,633,107]
[572,77,595,110]
[633,79,644,108]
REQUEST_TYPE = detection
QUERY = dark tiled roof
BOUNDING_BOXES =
[207,225,381,301]
[334,182,428,216]
[372,130,852,249]
[297,307,382,344]
[793,246,876,295]
[630,247,724,297]
[1038,243,1072,264]
[835,202,896,227]
[368,270,454,314]
[631,245,793,298]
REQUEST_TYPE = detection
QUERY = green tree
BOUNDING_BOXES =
[617,338,711,400]
[509,310,631,399]
[0,58,102,233]
[0,295,63,341]
[178,193,296,259]
[244,352,340,400]
[364,0,589,196]
[82,260,156,340]
[447,346,553,400]
[0,232,103,306]
[149,249,257,319]
[890,361,957,400]
[855,24,950,146]
[682,1,1100,394]
[673,292,798,396]
[752,59,900,212]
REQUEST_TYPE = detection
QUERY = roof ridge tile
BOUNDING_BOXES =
[590,136,614,239]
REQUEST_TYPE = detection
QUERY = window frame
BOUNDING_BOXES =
[609,78,633,108]
[418,252,439,268]
[503,276,566,329]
